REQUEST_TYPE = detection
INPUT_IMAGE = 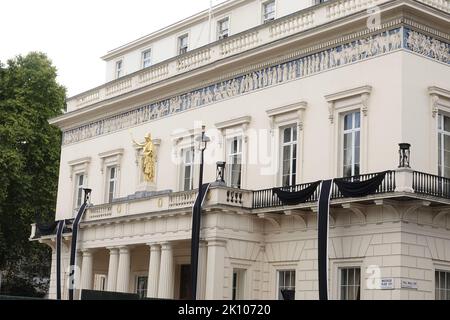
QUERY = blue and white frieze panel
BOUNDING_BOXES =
[63,27,449,145]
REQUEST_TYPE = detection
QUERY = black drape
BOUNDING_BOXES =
[273,181,321,205]
[318,179,333,301]
[334,172,386,198]
[56,220,65,300]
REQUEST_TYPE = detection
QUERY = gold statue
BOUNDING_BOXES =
[131,132,156,182]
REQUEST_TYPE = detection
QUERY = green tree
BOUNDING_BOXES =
[0,52,66,297]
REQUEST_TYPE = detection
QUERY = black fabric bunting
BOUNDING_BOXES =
[68,189,91,300]
[334,171,386,198]
[318,179,333,301]
[56,220,65,300]
[273,181,321,205]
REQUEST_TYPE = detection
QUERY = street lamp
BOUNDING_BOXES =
[191,125,210,300]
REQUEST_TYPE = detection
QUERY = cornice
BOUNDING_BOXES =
[215,115,252,130]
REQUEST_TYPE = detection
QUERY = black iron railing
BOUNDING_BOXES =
[331,170,396,199]
[252,181,321,209]
[413,171,450,199]
[252,170,396,209]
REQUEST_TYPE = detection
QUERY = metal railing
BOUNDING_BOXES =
[252,181,321,209]
[252,170,396,209]
[331,170,396,199]
[413,171,450,199]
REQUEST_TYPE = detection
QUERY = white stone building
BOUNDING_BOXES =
[30,0,450,300]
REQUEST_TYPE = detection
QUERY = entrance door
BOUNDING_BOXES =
[179,264,192,299]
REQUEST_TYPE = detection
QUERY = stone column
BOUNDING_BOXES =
[80,249,93,291]
[107,247,119,292]
[197,240,208,300]
[147,243,161,298]
[116,246,131,293]
[205,239,227,299]
[158,242,174,299]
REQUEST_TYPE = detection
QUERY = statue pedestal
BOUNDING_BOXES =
[137,182,157,192]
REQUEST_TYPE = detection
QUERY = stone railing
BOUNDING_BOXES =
[270,11,315,39]
[66,0,447,112]
[168,189,198,208]
[83,185,251,222]
[85,204,113,220]
[177,48,211,71]
[220,31,260,57]
[139,64,169,84]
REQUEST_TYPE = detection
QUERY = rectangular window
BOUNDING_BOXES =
[227,136,242,188]
[115,60,123,79]
[217,18,229,40]
[281,125,297,187]
[438,114,450,178]
[142,49,152,68]
[435,270,450,300]
[178,34,189,55]
[262,1,276,23]
[278,270,295,300]
[232,269,245,300]
[136,276,148,299]
[107,166,118,203]
[343,111,361,177]
[340,267,361,300]
[75,173,85,208]
[182,147,194,191]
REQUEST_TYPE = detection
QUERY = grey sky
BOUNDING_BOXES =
[0,0,226,97]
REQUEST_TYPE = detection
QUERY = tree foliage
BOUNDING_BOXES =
[0,52,66,296]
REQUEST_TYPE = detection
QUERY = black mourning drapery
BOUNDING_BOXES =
[272,181,321,205]
[281,289,295,300]
[334,171,387,198]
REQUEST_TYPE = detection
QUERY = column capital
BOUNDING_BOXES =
[106,247,120,255]
[118,246,130,254]
[147,243,162,251]
[81,248,93,257]
[205,238,227,247]
[160,242,173,251]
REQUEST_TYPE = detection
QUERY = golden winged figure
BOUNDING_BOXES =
[131,132,156,182]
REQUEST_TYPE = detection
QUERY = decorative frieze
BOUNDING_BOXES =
[62,27,449,146]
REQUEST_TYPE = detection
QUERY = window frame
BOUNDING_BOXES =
[226,135,243,189]
[342,110,361,178]
[141,48,152,69]
[99,148,123,204]
[74,172,86,209]
[106,166,118,203]
[280,124,298,187]
[231,269,246,300]
[181,146,195,191]
[262,0,276,24]
[338,266,361,300]
[277,269,296,300]
[115,59,123,79]
[217,17,230,40]
[135,275,148,299]
[178,34,189,55]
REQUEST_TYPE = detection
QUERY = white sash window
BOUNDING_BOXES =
[281,125,297,186]
[343,111,361,177]
[227,136,242,188]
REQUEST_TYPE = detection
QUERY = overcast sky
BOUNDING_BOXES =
[0,0,227,97]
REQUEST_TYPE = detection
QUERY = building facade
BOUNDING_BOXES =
[30,0,450,300]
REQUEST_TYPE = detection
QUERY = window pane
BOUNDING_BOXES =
[283,127,291,143]
[354,112,361,128]
[444,116,450,131]
[344,114,353,130]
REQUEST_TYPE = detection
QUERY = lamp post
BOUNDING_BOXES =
[191,125,210,300]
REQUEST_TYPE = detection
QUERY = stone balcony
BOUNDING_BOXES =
[65,0,449,112]
[29,168,450,240]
